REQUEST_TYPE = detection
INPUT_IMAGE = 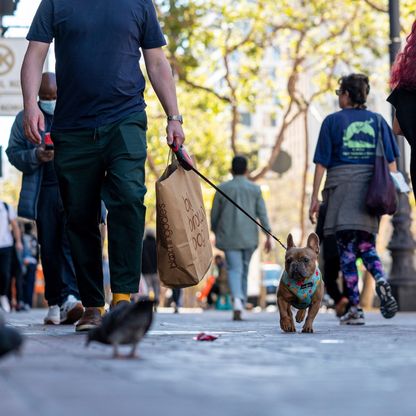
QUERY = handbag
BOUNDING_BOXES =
[365,115,397,216]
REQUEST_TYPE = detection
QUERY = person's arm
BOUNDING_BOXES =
[11,220,23,252]
[6,112,53,173]
[210,192,221,233]
[392,113,403,136]
[309,163,326,224]
[21,41,50,144]
[6,113,42,174]
[256,190,272,253]
[142,48,185,147]
[389,161,398,172]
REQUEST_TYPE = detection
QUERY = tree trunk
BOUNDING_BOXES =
[300,109,309,244]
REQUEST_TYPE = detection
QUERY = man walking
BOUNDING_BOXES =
[211,156,272,321]
[0,202,22,313]
[21,0,185,331]
[7,72,83,325]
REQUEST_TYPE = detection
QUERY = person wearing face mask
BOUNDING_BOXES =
[6,72,84,326]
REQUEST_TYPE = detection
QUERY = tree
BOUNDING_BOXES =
[144,1,416,242]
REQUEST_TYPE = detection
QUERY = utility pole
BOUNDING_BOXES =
[387,0,416,310]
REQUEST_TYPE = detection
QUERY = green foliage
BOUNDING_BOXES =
[142,0,416,230]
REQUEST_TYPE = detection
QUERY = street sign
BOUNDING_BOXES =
[271,150,292,175]
[0,38,27,116]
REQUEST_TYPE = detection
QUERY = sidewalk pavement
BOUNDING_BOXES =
[1,308,416,416]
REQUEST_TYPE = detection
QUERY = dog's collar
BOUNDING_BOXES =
[282,268,321,309]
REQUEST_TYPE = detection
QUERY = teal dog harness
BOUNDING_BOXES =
[281,268,321,309]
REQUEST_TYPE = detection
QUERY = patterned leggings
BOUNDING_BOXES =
[336,230,385,306]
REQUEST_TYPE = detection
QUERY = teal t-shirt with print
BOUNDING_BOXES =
[281,268,321,310]
[313,109,399,168]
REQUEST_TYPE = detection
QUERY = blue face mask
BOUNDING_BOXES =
[39,100,56,115]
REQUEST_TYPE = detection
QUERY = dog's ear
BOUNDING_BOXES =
[307,233,320,254]
[287,233,296,249]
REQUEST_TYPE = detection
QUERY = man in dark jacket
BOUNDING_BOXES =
[6,73,83,326]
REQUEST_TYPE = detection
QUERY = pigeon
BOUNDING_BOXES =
[86,300,154,358]
[0,314,24,359]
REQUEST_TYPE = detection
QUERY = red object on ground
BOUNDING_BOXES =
[194,333,219,341]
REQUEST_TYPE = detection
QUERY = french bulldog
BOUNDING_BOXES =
[277,233,323,333]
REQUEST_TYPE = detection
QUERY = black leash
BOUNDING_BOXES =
[169,144,287,250]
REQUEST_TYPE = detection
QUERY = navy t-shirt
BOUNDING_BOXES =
[313,108,400,168]
[27,0,166,131]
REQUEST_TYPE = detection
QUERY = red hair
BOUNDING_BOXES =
[391,20,416,89]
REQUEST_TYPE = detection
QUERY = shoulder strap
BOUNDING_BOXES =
[2,202,11,224]
[375,114,386,158]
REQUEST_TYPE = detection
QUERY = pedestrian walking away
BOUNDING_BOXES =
[21,222,39,311]
[211,155,272,321]
[0,202,23,313]
[309,74,399,325]
[315,202,349,317]
[141,229,160,307]
[388,19,416,201]
[21,0,185,331]
[7,73,83,325]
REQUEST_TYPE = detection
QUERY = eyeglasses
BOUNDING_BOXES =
[335,89,344,96]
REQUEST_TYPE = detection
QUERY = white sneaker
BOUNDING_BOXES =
[339,306,365,325]
[44,305,60,325]
[60,295,84,324]
[0,296,11,313]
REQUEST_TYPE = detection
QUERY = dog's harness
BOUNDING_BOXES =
[281,268,321,309]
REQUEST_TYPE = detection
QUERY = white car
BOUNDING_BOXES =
[262,264,283,305]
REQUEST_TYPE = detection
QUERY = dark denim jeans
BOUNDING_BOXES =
[37,185,79,306]
[0,247,13,296]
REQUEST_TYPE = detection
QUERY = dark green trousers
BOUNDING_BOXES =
[52,111,147,307]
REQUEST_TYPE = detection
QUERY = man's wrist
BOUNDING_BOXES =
[167,114,183,124]
[23,97,38,109]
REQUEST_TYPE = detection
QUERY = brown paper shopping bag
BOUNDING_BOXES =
[156,160,213,288]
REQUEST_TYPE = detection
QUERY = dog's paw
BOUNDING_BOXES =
[301,324,314,333]
[280,318,296,333]
[295,309,306,323]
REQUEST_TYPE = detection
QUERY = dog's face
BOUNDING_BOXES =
[285,233,320,281]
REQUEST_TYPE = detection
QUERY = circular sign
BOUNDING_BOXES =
[0,44,15,76]
[271,150,292,175]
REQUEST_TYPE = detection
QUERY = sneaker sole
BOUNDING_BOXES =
[340,320,365,325]
[75,323,99,332]
[61,303,84,325]
[44,319,60,325]
[376,282,398,319]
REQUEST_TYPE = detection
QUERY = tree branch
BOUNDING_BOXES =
[363,0,388,13]
[223,52,239,155]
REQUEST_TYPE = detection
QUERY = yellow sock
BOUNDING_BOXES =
[112,293,131,305]
[97,306,106,316]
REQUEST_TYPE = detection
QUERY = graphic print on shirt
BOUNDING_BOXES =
[342,118,376,160]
